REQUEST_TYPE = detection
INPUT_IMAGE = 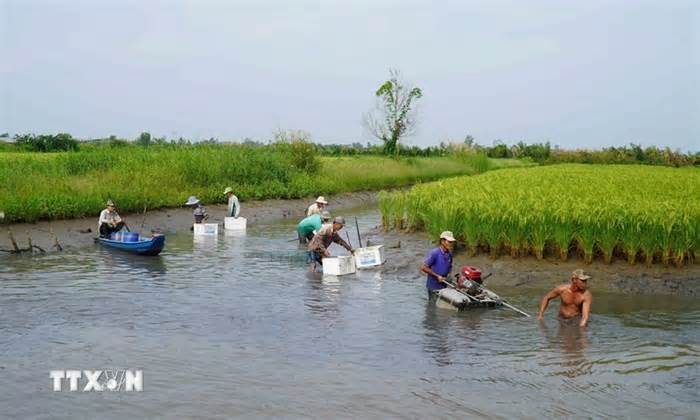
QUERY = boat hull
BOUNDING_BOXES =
[96,234,165,256]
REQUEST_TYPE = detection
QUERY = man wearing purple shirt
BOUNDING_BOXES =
[420,231,456,298]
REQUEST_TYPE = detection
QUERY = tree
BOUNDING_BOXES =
[364,69,423,156]
[136,132,152,146]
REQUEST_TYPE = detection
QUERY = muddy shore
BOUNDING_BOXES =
[0,191,377,252]
[1,190,697,295]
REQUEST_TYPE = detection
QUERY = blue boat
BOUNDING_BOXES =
[96,234,165,256]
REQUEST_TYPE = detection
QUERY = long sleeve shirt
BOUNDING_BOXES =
[227,195,240,218]
[307,223,352,254]
[306,203,322,217]
[98,209,122,229]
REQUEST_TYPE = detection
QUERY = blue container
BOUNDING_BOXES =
[109,232,140,242]
[123,232,140,242]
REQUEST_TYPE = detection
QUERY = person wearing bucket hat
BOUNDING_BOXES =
[306,196,328,217]
[306,215,353,272]
[223,187,240,218]
[98,199,125,238]
[421,230,456,298]
[537,269,593,327]
[296,210,331,244]
[185,196,208,224]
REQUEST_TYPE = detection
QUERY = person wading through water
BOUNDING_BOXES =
[307,216,354,272]
[185,196,208,224]
[537,269,593,327]
[306,196,327,217]
[297,210,331,244]
[420,231,456,299]
[98,200,125,238]
[223,187,240,218]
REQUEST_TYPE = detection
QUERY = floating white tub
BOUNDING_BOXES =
[322,255,356,276]
[193,223,218,236]
[224,217,247,231]
[435,288,470,311]
[353,245,386,268]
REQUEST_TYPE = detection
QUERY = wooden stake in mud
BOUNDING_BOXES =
[26,230,33,254]
[354,217,363,248]
[7,229,20,252]
[140,203,148,231]
[49,226,63,251]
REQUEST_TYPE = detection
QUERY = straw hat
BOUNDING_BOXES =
[185,196,200,206]
[223,187,233,195]
[321,210,331,221]
[106,199,116,207]
[315,196,328,204]
[333,216,345,225]
[440,231,456,242]
[572,269,591,280]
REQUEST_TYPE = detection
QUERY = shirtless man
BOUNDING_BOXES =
[537,269,593,327]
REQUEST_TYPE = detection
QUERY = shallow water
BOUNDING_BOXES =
[0,209,698,418]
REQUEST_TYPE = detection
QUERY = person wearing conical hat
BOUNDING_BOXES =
[223,187,240,218]
[537,269,593,327]
[185,196,208,224]
[98,199,125,238]
[306,196,328,217]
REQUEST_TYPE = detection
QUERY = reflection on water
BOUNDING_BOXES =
[0,208,698,418]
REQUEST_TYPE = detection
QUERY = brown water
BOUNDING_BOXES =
[0,209,698,418]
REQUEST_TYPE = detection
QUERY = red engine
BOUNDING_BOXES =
[457,265,482,287]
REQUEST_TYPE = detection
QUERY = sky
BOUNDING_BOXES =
[0,0,698,151]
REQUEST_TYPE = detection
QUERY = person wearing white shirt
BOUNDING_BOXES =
[98,200,125,238]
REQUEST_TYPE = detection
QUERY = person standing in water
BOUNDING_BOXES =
[223,187,240,218]
[537,269,593,327]
[420,231,456,299]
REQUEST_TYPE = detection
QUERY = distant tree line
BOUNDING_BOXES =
[3,131,697,167]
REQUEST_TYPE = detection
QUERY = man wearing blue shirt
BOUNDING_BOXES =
[420,231,456,299]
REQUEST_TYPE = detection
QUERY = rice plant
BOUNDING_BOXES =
[380,164,700,266]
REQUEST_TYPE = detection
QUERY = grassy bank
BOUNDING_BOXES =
[0,143,517,223]
[379,164,700,266]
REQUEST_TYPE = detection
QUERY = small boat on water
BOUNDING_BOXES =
[435,286,503,311]
[96,232,165,256]
[433,266,530,317]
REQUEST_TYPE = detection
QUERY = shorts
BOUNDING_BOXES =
[307,251,323,265]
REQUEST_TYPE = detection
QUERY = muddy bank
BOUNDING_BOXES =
[0,191,378,253]
[361,228,700,297]
[2,191,698,296]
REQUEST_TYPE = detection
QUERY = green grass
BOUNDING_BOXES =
[380,164,700,266]
[0,144,521,223]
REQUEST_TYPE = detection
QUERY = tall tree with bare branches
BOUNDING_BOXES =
[364,70,423,155]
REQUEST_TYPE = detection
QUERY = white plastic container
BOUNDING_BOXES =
[353,245,386,268]
[224,217,247,231]
[436,288,470,311]
[193,223,218,236]
[322,255,356,276]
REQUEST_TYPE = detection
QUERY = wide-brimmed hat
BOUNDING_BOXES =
[321,210,331,220]
[316,196,328,204]
[223,187,233,195]
[333,216,345,225]
[440,231,456,242]
[185,196,200,206]
[106,199,116,207]
[572,269,591,280]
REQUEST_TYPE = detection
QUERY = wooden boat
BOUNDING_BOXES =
[96,233,165,256]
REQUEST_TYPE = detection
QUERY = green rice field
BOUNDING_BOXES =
[0,144,516,223]
[379,164,700,266]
